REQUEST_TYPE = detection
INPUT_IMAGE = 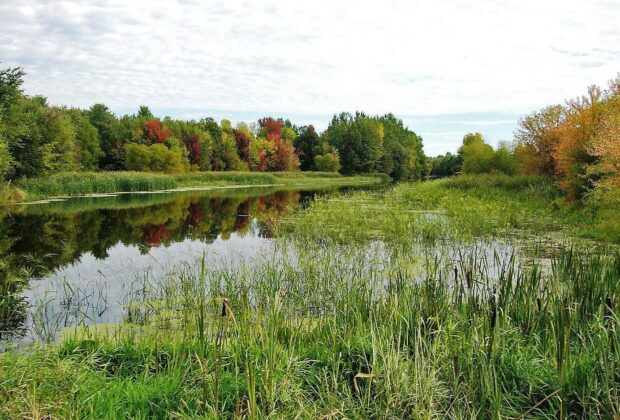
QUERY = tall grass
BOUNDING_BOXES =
[8,171,386,202]
[1,244,618,418]
[277,175,619,244]
[16,172,177,199]
[174,171,279,186]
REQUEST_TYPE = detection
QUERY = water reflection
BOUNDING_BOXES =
[0,187,322,342]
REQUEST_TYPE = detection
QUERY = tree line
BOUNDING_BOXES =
[429,75,620,202]
[0,67,427,182]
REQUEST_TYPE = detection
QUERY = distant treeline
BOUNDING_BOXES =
[0,67,426,182]
[429,75,620,202]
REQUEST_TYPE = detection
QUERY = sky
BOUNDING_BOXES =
[1,0,619,156]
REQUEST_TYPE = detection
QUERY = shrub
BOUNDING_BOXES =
[314,153,341,173]
[125,143,189,173]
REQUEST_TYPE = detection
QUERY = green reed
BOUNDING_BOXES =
[1,241,618,418]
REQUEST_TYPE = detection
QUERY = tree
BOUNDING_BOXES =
[553,86,603,198]
[379,113,424,180]
[459,133,518,175]
[0,134,13,180]
[589,104,620,194]
[0,66,25,120]
[514,105,564,175]
[493,142,519,175]
[88,104,120,169]
[255,117,300,171]
[142,119,169,144]
[201,118,226,170]
[294,125,321,171]
[5,96,47,178]
[40,107,78,173]
[67,109,103,170]
[234,127,251,164]
[0,66,25,179]
[324,112,384,175]
[429,153,461,177]
[220,119,245,170]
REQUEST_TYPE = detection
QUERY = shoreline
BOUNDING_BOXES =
[2,172,389,205]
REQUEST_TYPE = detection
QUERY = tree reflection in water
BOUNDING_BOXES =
[0,188,313,342]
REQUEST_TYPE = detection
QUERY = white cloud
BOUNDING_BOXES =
[1,0,618,154]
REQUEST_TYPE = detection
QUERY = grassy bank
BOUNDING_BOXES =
[1,175,618,418]
[4,171,388,203]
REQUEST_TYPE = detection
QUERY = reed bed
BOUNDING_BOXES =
[16,172,178,199]
[1,241,619,418]
[8,171,385,203]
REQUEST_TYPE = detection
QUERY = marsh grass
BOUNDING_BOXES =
[16,172,178,199]
[278,174,620,245]
[7,171,385,203]
[1,242,619,418]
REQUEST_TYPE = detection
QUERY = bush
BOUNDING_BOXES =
[314,153,341,172]
[125,143,189,173]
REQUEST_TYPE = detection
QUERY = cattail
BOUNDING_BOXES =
[489,288,497,330]
[221,298,230,317]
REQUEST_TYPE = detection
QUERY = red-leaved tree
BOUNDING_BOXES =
[143,119,170,144]
[182,134,202,165]
[234,129,250,163]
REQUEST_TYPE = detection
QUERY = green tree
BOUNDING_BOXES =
[220,119,245,170]
[0,134,12,180]
[4,96,47,178]
[379,113,424,180]
[493,141,519,175]
[67,109,103,170]
[40,107,78,173]
[294,125,322,171]
[0,66,25,179]
[429,152,461,177]
[460,132,494,173]
[324,112,384,175]
[0,67,25,119]
[88,104,120,169]
[125,142,189,173]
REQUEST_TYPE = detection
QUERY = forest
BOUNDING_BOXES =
[3,66,619,211]
[0,67,426,188]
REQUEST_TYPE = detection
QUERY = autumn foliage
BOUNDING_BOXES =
[143,119,170,144]
[182,134,202,166]
[515,77,620,199]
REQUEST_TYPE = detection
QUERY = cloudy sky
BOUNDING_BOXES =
[1,0,619,155]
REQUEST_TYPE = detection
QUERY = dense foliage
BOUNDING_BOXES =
[515,79,620,200]
[323,112,426,180]
[428,76,620,207]
[0,68,427,183]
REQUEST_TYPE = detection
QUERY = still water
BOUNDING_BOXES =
[0,185,362,345]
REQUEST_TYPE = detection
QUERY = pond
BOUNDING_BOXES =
[0,185,372,346]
